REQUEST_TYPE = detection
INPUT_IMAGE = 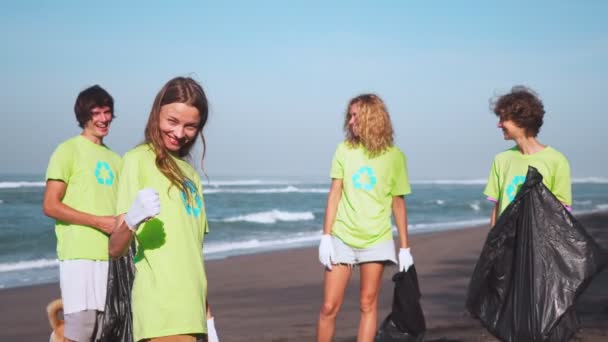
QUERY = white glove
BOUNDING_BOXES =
[398,248,414,272]
[318,234,336,270]
[207,317,219,342]
[124,188,160,230]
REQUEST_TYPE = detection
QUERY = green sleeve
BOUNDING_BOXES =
[45,143,74,183]
[552,158,572,205]
[115,152,141,215]
[391,151,411,196]
[329,143,344,179]
[483,159,500,201]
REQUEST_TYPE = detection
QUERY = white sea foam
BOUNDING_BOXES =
[469,201,481,211]
[0,258,58,272]
[222,210,315,224]
[204,180,294,187]
[412,178,608,185]
[411,179,487,185]
[572,177,608,184]
[204,186,327,194]
[204,233,321,256]
[409,218,490,232]
[572,204,608,215]
[595,203,608,211]
[0,181,46,189]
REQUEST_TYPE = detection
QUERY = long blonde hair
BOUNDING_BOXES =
[144,77,208,195]
[344,94,394,157]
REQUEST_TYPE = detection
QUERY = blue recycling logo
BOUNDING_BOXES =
[94,161,114,186]
[181,180,203,217]
[506,175,526,202]
[352,166,377,191]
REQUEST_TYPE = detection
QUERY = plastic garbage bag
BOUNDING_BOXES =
[98,242,136,342]
[466,166,608,342]
[375,265,426,342]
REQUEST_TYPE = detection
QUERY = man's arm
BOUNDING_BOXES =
[109,214,133,258]
[42,180,115,234]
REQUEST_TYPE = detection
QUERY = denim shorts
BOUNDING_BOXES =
[332,236,397,265]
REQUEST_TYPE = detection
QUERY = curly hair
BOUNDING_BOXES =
[491,85,545,137]
[344,94,394,157]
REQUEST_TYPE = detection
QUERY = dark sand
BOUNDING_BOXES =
[2,212,606,341]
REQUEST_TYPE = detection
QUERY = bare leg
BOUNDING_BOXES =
[316,264,352,342]
[357,262,385,342]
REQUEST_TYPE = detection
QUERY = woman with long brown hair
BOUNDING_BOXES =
[317,94,414,341]
[109,76,213,342]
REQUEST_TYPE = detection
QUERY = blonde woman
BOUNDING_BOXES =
[109,77,215,342]
[317,94,414,341]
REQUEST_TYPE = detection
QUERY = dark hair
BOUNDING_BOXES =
[74,85,114,128]
[491,85,545,137]
[144,76,208,195]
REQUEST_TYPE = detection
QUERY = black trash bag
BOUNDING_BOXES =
[375,265,426,342]
[97,241,136,342]
[466,166,608,342]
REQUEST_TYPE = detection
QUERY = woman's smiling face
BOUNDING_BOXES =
[158,102,201,153]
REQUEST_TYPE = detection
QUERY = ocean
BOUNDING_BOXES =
[1,173,607,289]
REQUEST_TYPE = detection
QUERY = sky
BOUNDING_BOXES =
[1,1,607,180]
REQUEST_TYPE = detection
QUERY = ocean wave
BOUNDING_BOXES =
[204,186,327,194]
[0,181,46,189]
[572,204,608,215]
[204,180,294,187]
[221,210,315,224]
[204,233,321,255]
[595,203,608,211]
[411,177,608,185]
[469,201,481,211]
[572,177,608,184]
[411,179,487,185]
[409,218,490,231]
[0,258,58,272]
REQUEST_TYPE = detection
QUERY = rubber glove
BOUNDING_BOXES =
[318,234,335,270]
[398,248,414,272]
[124,188,160,231]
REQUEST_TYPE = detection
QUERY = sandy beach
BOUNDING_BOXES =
[2,211,606,341]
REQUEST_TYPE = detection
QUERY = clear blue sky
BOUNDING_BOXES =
[1,1,606,180]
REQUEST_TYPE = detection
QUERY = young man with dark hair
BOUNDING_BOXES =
[43,85,121,342]
[484,85,572,226]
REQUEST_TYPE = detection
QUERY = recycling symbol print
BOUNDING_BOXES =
[352,166,377,191]
[181,180,203,217]
[94,161,114,186]
[506,175,526,202]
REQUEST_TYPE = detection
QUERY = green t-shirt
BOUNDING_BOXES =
[330,142,411,248]
[45,135,121,261]
[116,144,209,341]
[484,146,572,216]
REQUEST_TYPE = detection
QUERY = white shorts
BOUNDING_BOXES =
[59,259,108,314]
[64,309,103,342]
[331,236,397,265]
